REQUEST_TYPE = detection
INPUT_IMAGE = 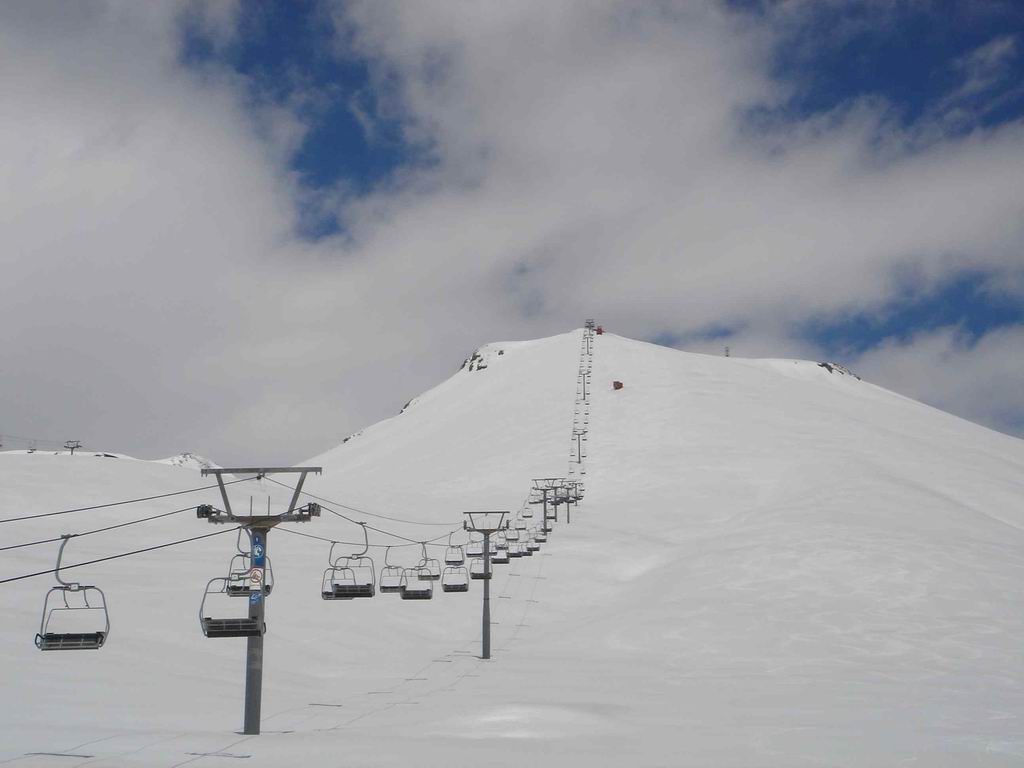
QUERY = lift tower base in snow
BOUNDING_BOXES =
[198,466,322,735]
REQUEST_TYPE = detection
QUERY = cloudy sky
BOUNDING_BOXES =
[2,0,1023,464]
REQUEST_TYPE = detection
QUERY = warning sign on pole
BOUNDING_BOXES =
[249,568,263,585]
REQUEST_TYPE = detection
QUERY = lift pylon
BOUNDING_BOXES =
[463,511,509,660]
[197,466,322,736]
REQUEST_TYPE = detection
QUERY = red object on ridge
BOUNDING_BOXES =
[596,326,604,335]
[612,381,624,390]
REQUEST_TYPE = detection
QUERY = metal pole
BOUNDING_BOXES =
[243,527,268,735]
[482,531,491,660]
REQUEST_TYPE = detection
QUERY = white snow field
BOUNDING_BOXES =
[2,329,1024,766]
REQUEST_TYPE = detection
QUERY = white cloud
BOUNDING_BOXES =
[2,1,1023,462]
[852,326,1024,438]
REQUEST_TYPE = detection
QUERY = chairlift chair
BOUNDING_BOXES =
[416,544,442,580]
[322,529,375,600]
[200,577,263,638]
[491,547,510,564]
[527,539,541,552]
[505,527,521,542]
[444,533,465,566]
[441,565,469,593]
[508,542,524,558]
[418,558,442,580]
[466,537,484,558]
[400,567,433,600]
[470,559,492,580]
[226,552,275,597]
[379,546,403,594]
[35,536,109,651]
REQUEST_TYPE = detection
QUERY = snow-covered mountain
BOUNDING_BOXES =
[2,329,1023,766]
[153,452,221,471]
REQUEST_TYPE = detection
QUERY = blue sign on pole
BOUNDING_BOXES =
[251,532,266,567]
[250,591,263,604]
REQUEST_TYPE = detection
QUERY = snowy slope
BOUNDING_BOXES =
[2,329,1024,766]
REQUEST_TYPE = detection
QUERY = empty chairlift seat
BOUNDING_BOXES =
[400,568,433,600]
[322,535,375,600]
[444,543,466,566]
[466,537,484,558]
[470,559,492,580]
[35,535,110,651]
[442,566,470,593]
[379,547,404,594]
[226,552,274,597]
[35,585,110,651]
[322,557,376,600]
[200,577,263,638]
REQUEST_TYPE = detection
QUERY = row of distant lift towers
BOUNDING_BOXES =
[569,320,596,476]
[189,469,584,735]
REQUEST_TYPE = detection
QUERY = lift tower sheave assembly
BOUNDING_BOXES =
[197,466,322,736]
[463,511,509,660]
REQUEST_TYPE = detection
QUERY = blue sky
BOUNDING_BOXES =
[2,1,1023,462]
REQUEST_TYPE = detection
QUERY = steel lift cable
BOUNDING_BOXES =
[0,527,241,586]
[0,476,256,525]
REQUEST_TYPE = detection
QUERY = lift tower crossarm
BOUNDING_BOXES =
[201,467,322,520]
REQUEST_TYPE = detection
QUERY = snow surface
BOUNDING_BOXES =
[2,330,1024,766]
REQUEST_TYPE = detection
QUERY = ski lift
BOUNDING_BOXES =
[466,535,484,558]
[441,565,469,593]
[200,577,262,638]
[322,525,375,600]
[35,535,110,651]
[379,546,403,594]
[492,547,510,565]
[534,529,548,543]
[493,532,509,551]
[400,567,433,600]
[470,559,491,580]
[514,517,528,530]
[444,533,465,566]
[505,527,521,542]
[526,539,541,552]
[508,542,524,558]
[417,543,441,580]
